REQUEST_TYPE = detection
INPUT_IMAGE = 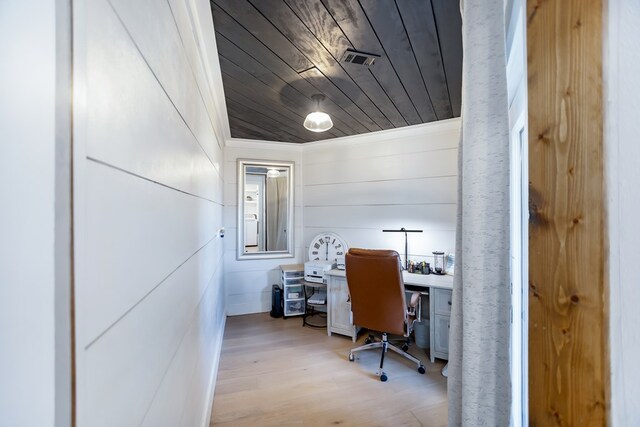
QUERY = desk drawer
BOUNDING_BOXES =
[434,289,452,316]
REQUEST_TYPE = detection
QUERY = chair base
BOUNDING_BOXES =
[348,332,426,381]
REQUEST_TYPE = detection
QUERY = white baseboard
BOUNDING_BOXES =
[200,311,227,427]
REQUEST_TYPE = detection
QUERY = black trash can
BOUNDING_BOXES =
[270,285,283,318]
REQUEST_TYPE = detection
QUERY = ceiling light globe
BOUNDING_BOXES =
[304,111,333,132]
[266,169,280,178]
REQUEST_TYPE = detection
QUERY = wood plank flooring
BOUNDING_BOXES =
[210,313,448,426]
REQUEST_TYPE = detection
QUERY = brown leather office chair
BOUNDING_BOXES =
[345,248,426,382]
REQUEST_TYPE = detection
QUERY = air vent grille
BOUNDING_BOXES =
[341,49,380,66]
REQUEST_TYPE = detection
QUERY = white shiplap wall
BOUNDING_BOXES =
[606,1,640,424]
[73,0,225,425]
[225,120,460,316]
[0,1,61,425]
[303,119,460,267]
[223,141,304,315]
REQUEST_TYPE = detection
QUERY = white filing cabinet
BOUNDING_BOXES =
[280,264,305,318]
[430,288,452,362]
[326,273,359,342]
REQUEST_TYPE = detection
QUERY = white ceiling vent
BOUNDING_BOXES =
[340,49,380,66]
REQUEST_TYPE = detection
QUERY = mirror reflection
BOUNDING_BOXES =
[237,160,294,260]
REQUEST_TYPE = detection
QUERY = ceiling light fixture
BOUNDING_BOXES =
[266,169,280,178]
[304,94,333,132]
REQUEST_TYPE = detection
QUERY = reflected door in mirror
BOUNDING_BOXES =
[237,160,294,260]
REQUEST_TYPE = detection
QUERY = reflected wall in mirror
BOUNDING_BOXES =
[237,159,294,260]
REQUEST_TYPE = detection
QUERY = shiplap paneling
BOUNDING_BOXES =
[83,241,220,426]
[226,269,283,297]
[224,143,304,315]
[0,1,61,424]
[226,291,273,317]
[303,120,460,266]
[304,205,456,231]
[73,0,226,425]
[303,147,456,186]
[79,161,220,345]
[225,121,460,316]
[109,0,222,160]
[84,0,221,202]
[303,176,457,207]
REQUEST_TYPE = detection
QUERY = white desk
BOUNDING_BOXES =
[325,269,454,363]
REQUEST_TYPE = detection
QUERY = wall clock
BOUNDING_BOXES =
[308,232,349,268]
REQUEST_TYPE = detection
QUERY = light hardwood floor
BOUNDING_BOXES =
[210,313,448,426]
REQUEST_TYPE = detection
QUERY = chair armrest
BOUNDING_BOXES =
[408,291,420,308]
[405,292,422,335]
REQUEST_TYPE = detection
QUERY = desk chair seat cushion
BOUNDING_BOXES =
[346,248,414,337]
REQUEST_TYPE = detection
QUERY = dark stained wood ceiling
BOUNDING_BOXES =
[210,0,462,143]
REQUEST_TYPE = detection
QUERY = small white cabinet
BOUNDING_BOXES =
[280,264,305,318]
[326,272,358,342]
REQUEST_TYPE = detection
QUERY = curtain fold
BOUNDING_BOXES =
[448,0,512,425]
[266,175,288,251]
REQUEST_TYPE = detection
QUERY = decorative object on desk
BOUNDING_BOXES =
[445,254,455,275]
[432,251,446,275]
[382,227,423,270]
[308,231,348,269]
[410,261,429,275]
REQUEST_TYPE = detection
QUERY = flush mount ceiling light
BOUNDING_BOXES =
[266,168,281,178]
[304,94,333,132]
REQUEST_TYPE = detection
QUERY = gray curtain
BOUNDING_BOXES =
[448,0,512,425]
[265,176,288,251]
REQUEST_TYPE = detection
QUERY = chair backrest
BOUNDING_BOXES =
[345,248,407,336]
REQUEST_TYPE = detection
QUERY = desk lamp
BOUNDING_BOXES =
[382,228,423,270]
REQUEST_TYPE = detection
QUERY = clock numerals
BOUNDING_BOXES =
[309,232,348,265]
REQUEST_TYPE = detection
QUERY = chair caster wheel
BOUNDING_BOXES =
[418,365,426,374]
[365,335,374,344]
[401,343,409,352]
[380,373,388,382]
[348,353,355,362]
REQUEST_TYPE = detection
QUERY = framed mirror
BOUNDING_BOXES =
[237,159,294,260]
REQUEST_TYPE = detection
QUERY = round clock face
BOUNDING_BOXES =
[308,232,348,264]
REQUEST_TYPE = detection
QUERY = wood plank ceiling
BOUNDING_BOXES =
[210,0,462,143]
